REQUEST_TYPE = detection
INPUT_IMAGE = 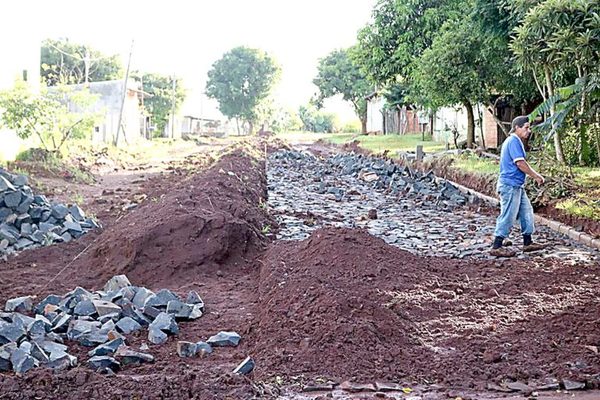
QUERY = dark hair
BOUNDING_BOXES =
[510,115,529,133]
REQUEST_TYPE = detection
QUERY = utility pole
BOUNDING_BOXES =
[171,74,177,139]
[115,40,134,147]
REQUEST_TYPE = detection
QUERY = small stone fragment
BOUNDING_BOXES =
[233,356,255,375]
[5,296,34,313]
[115,317,142,334]
[176,341,197,358]
[207,331,241,347]
[88,355,120,372]
[103,275,131,293]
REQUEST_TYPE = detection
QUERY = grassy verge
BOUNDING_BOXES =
[276,131,446,153]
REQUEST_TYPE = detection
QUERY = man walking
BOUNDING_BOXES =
[490,116,548,257]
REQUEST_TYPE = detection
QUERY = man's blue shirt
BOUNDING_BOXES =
[499,134,526,187]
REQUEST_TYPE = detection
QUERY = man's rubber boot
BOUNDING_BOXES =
[490,247,516,257]
[523,243,549,252]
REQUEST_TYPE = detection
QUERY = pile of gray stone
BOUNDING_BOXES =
[0,169,99,255]
[273,150,474,209]
[0,275,205,374]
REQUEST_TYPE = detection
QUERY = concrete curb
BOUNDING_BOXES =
[436,177,600,251]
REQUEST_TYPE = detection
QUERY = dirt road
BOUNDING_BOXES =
[1,139,599,400]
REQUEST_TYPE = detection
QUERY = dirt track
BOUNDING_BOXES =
[1,140,599,400]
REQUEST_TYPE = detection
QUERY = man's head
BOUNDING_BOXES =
[510,115,531,140]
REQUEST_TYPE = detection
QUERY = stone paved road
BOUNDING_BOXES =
[267,149,598,264]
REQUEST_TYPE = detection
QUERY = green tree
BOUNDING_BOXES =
[132,72,186,137]
[354,0,462,85]
[313,48,372,133]
[205,47,280,135]
[298,105,337,133]
[511,0,600,163]
[41,38,123,86]
[0,81,99,153]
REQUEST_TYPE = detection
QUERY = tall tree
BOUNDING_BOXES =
[415,19,490,147]
[354,0,462,86]
[205,47,280,135]
[41,38,123,86]
[313,48,372,133]
[132,72,186,137]
[511,0,600,163]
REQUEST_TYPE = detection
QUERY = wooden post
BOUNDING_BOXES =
[114,40,134,147]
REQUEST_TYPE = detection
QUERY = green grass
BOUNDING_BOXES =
[276,131,446,153]
[451,155,499,176]
[556,193,600,221]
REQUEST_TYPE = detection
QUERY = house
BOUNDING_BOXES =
[365,91,425,135]
[366,91,512,149]
[62,79,151,145]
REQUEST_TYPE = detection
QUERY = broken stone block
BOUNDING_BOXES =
[186,291,204,308]
[115,347,154,366]
[47,351,77,370]
[5,296,34,313]
[0,357,9,372]
[156,289,180,304]
[17,196,34,214]
[88,355,120,372]
[12,175,28,187]
[0,176,16,192]
[51,313,72,333]
[207,331,241,347]
[98,312,121,324]
[92,300,122,317]
[115,317,142,334]
[132,287,154,309]
[188,304,203,320]
[148,328,167,345]
[166,300,193,320]
[149,312,178,335]
[176,341,197,358]
[103,275,131,293]
[69,205,86,221]
[142,305,162,320]
[4,191,22,209]
[63,220,82,233]
[27,319,48,338]
[121,304,151,327]
[66,320,100,341]
[30,341,49,364]
[10,348,36,374]
[14,238,34,251]
[563,379,586,391]
[88,338,125,357]
[0,322,26,343]
[39,341,68,355]
[233,356,255,375]
[51,204,69,220]
[196,341,213,357]
[74,299,96,317]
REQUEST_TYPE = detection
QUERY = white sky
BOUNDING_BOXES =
[3,0,376,122]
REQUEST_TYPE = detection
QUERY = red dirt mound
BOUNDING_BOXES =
[252,228,600,390]
[75,150,271,289]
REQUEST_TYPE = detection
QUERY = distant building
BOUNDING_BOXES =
[366,91,511,149]
[60,80,151,145]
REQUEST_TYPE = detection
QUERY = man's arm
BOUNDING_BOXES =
[516,160,545,185]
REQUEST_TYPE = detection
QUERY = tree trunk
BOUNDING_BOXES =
[464,100,475,148]
[361,117,367,134]
[236,118,240,136]
[248,120,254,135]
[544,65,565,163]
[429,113,434,136]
